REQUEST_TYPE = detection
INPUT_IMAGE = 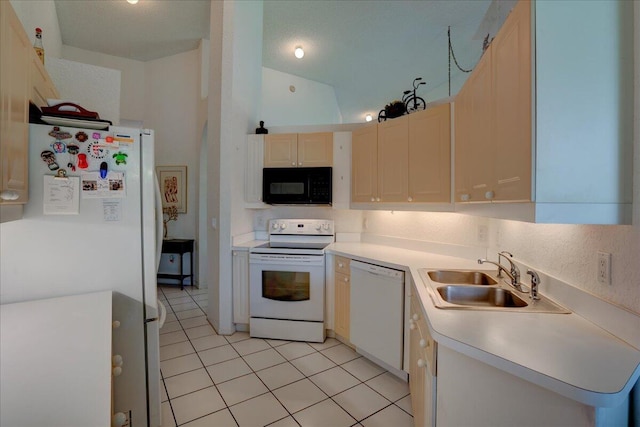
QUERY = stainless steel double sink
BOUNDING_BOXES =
[420,269,570,313]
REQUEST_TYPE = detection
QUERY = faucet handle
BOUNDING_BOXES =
[526,269,540,300]
[498,251,520,283]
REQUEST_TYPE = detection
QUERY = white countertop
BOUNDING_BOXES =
[327,242,640,408]
[0,291,112,427]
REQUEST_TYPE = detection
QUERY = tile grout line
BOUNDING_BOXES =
[162,286,243,427]
[159,285,412,426]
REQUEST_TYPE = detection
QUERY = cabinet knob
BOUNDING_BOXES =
[376,197,381,202]
[0,190,19,201]
[112,355,123,367]
[338,263,344,268]
[291,162,296,166]
[112,366,123,376]
[298,162,302,166]
[419,339,426,348]
[344,277,349,282]
[409,322,416,330]
[408,197,413,202]
[417,359,426,368]
[485,190,495,200]
[112,412,127,427]
[412,313,419,321]
[461,194,470,202]
[371,197,375,202]
[112,320,121,329]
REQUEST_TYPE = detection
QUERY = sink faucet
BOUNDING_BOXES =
[527,269,540,300]
[478,251,525,292]
[498,251,520,286]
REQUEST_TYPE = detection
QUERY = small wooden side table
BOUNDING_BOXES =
[158,239,194,290]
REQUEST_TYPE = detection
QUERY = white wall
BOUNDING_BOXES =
[61,46,145,123]
[206,0,263,334]
[230,2,264,238]
[10,0,62,59]
[361,211,640,315]
[46,57,121,125]
[144,49,201,244]
[261,67,342,126]
[58,45,202,282]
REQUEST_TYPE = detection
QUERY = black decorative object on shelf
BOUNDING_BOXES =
[256,121,268,134]
[378,77,426,122]
[403,77,426,113]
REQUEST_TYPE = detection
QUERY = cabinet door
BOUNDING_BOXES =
[377,115,409,202]
[408,104,451,203]
[492,0,532,201]
[351,123,378,203]
[465,48,495,202]
[409,298,426,427]
[454,88,473,202]
[30,49,59,108]
[298,132,333,167]
[334,272,350,340]
[264,133,298,167]
[0,1,30,205]
[232,251,250,324]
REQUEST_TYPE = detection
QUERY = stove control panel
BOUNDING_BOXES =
[268,219,334,236]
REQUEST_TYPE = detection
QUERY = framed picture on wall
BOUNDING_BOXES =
[157,165,187,213]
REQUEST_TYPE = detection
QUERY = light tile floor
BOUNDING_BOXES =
[158,285,413,427]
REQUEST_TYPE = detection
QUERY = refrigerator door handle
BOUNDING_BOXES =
[154,173,163,271]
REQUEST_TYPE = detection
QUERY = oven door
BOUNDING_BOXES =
[249,253,325,322]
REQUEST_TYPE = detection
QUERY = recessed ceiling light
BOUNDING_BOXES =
[365,114,373,122]
[127,0,139,4]
[294,47,304,59]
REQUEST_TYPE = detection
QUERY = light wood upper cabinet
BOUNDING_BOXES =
[377,115,409,203]
[351,123,378,203]
[408,104,451,203]
[264,132,333,168]
[0,1,31,207]
[492,0,531,202]
[455,0,530,203]
[264,133,298,167]
[297,132,333,167]
[352,105,452,206]
[455,47,495,202]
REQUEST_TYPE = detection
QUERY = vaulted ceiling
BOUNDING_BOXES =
[54,0,506,123]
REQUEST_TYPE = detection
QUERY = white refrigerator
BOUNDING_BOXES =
[0,123,163,426]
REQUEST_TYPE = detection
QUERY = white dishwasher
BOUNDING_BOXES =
[350,260,405,373]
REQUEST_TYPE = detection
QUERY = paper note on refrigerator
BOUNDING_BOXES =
[43,175,80,215]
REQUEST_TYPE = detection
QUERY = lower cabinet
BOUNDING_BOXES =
[409,293,436,427]
[334,256,351,341]
[409,288,629,427]
[232,250,249,324]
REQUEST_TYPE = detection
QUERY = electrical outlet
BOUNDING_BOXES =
[597,252,611,286]
[256,212,265,228]
[477,225,488,243]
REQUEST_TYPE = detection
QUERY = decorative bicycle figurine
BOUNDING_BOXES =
[378,77,427,122]
[403,77,426,113]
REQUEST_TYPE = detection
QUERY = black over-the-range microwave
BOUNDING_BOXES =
[262,167,332,205]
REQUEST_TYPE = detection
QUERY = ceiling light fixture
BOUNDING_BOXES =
[294,47,304,59]
[365,114,373,122]
[127,0,139,4]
